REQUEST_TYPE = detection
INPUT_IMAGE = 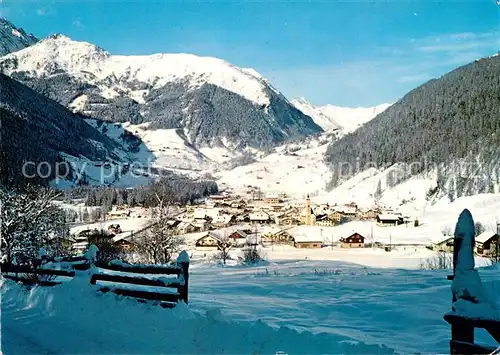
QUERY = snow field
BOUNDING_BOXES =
[1,271,394,354]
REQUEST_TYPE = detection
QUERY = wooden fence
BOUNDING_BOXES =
[1,249,190,308]
[444,209,500,354]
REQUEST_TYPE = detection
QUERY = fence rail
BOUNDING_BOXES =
[1,248,190,307]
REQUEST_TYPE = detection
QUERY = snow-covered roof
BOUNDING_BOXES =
[476,231,499,244]
[265,193,279,199]
[288,225,333,243]
[177,221,194,229]
[249,211,269,220]
[212,215,233,225]
[193,208,206,219]
[261,226,283,236]
[342,207,357,214]
[293,234,324,243]
[111,231,133,243]
[433,236,454,245]
[377,214,401,221]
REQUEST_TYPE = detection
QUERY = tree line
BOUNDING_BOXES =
[325,56,500,200]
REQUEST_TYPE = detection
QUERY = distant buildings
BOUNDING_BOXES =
[376,214,403,227]
[475,231,500,256]
[340,233,365,248]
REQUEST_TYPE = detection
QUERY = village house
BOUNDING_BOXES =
[209,195,226,202]
[193,208,208,220]
[229,229,248,240]
[376,214,403,226]
[211,215,235,228]
[106,207,130,219]
[116,238,133,251]
[294,235,324,248]
[111,232,134,251]
[345,202,358,209]
[176,221,198,235]
[475,231,500,256]
[431,236,455,252]
[277,215,300,226]
[328,211,345,225]
[361,208,380,221]
[249,210,271,224]
[341,205,358,218]
[289,225,325,248]
[264,193,282,204]
[195,232,222,249]
[262,229,294,245]
[205,200,216,208]
[315,214,336,227]
[269,204,283,212]
[340,233,365,248]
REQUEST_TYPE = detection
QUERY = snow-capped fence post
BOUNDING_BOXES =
[449,209,475,349]
[443,209,500,354]
[177,250,190,304]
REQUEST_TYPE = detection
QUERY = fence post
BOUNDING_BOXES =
[177,251,190,304]
[449,209,476,353]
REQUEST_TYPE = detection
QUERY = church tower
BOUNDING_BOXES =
[304,194,315,226]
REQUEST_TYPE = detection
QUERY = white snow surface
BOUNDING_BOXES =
[2,261,499,354]
[1,34,272,106]
[291,97,391,133]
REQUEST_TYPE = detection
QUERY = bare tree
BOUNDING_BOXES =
[87,230,125,263]
[149,180,174,218]
[441,225,452,236]
[419,251,453,270]
[489,240,500,265]
[216,234,233,265]
[135,219,184,264]
[1,186,67,265]
[474,222,485,237]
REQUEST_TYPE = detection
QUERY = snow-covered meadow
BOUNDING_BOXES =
[2,257,499,354]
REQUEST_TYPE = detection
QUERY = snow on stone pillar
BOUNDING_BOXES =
[451,209,497,318]
[177,250,190,304]
[453,209,475,273]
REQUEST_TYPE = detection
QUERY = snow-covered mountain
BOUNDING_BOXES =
[0,18,38,56]
[0,34,322,150]
[291,97,391,133]
[0,73,144,187]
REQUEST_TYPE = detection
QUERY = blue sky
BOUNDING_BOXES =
[2,0,499,107]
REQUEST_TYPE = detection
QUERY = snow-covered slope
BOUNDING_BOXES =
[0,73,138,187]
[292,97,391,133]
[0,18,38,56]
[1,34,269,105]
[0,34,322,150]
[2,258,499,354]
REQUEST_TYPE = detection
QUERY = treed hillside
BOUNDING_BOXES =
[0,74,123,187]
[325,55,500,198]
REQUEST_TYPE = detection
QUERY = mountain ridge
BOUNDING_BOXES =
[291,97,392,133]
[0,18,38,56]
[0,34,323,150]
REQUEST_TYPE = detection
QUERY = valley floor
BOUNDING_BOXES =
[2,258,499,354]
